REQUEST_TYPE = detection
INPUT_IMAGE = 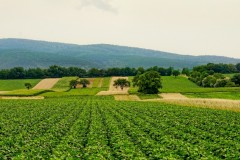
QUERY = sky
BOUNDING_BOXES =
[0,0,240,58]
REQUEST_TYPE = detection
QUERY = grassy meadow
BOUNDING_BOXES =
[129,76,240,94]
[0,79,41,91]
[52,77,78,91]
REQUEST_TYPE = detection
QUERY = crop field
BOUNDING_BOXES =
[0,79,41,91]
[1,97,240,159]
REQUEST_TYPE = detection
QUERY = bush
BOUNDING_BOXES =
[202,76,216,87]
[231,74,240,85]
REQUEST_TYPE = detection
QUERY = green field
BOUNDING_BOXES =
[52,77,78,91]
[129,76,240,94]
[1,97,240,159]
[0,79,41,91]
[42,77,111,97]
[0,89,48,96]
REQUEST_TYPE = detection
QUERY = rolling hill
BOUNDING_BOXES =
[0,38,239,69]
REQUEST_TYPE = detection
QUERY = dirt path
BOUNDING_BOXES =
[98,78,104,88]
[114,95,140,101]
[32,78,60,90]
[160,93,188,99]
[0,91,9,94]
[0,96,44,100]
[97,77,129,95]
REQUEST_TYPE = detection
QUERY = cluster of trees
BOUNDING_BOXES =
[189,63,240,88]
[70,79,90,89]
[0,65,179,79]
[189,72,236,87]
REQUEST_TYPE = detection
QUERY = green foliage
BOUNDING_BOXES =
[0,79,41,91]
[181,68,190,76]
[113,78,130,90]
[172,70,180,77]
[189,71,236,88]
[231,74,240,86]
[24,83,32,90]
[79,79,90,88]
[1,97,240,159]
[202,76,217,87]
[236,63,240,72]
[69,80,79,89]
[133,71,162,94]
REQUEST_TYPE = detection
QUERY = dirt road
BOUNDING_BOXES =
[33,78,60,90]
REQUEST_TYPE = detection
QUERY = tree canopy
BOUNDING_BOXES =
[113,78,130,90]
[24,83,32,90]
[79,79,90,88]
[133,71,162,94]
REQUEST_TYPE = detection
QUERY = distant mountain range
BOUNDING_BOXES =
[0,38,239,69]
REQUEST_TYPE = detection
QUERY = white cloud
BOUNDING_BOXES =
[78,0,117,13]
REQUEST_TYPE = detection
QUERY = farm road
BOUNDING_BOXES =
[33,78,60,90]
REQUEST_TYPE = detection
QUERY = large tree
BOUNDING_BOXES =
[69,80,79,89]
[113,78,130,90]
[79,79,90,88]
[24,83,32,90]
[133,71,162,94]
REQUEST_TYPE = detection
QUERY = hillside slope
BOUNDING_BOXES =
[0,38,239,69]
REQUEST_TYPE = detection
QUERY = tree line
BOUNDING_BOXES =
[0,65,177,79]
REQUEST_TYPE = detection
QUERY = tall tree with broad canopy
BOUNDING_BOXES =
[69,80,79,89]
[133,71,162,94]
[79,79,90,88]
[24,83,32,90]
[113,78,130,90]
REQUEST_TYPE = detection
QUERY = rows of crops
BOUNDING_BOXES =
[1,97,240,159]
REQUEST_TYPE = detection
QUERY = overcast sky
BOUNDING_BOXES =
[0,0,240,58]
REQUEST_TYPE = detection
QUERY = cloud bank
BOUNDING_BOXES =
[78,0,117,13]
